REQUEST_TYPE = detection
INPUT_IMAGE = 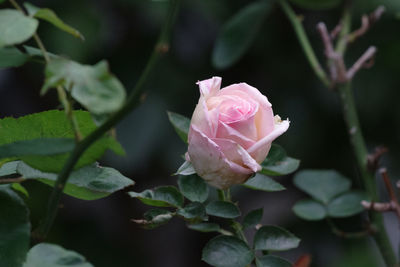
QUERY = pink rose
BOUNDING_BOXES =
[187,77,290,189]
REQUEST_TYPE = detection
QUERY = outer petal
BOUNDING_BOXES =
[212,138,261,172]
[190,96,219,138]
[196,76,221,98]
[247,116,290,163]
[188,125,253,189]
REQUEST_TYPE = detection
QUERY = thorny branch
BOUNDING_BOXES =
[316,6,384,86]
[361,168,400,222]
[347,6,385,43]
[367,146,388,171]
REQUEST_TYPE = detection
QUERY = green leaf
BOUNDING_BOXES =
[202,235,254,267]
[42,58,126,115]
[24,3,84,40]
[11,183,29,197]
[177,202,207,221]
[243,174,285,192]
[129,186,184,208]
[187,222,221,233]
[327,191,367,218]
[254,225,300,251]
[178,174,209,202]
[243,208,263,230]
[256,255,292,267]
[0,138,74,160]
[0,110,124,172]
[260,145,300,176]
[0,185,30,267]
[293,169,351,204]
[167,111,190,143]
[175,161,195,176]
[174,161,196,176]
[212,0,272,69]
[289,0,342,10]
[144,209,173,221]
[262,144,287,165]
[132,209,174,229]
[0,9,38,47]
[0,47,29,68]
[206,200,240,219]
[293,199,327,221]
[0,161,18,176]
[23,243,93,267]
[17,161,134,200]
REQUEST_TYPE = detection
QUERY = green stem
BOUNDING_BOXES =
[32,34,50,63]
[216,189,250,266]
[36,0,182,239]
[338,83,397,266]
[279,0,330,87]
[335,6,351,56]
[338,84,374,197]
[8,0,24,12]
[231,221,247,244]
[217,189,226,201]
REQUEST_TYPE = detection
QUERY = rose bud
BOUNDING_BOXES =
[187,77,289,189]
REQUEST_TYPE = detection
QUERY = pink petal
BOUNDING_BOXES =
[188,125,253,189]
[196,76,221,98]
[219,83,272,108]
[212,138,261,172]
[190,97,219,138]
[216,121,255,149]
[227,114,258,141]
[247,117,290,163]
[219,83,275,138]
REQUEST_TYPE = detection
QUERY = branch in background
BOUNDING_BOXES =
[316,22,347,84]
[367,146,388,171]
[361,169,400,222]
[380,168,400,221]
[348,6,385,43]
[330,23,342,40]
[316,27,377,84]
[346,46,377,80]
[326,218,372,238]
[284,0,397,264]
[279,0,331,87]
[362,201,392,212]
[0,177,25,184]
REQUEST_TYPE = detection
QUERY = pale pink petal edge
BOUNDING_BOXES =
[247,117,290,155]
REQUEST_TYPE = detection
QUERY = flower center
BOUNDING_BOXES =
[207,95,258,124]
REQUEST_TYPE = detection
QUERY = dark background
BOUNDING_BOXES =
[1,0,399,266]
